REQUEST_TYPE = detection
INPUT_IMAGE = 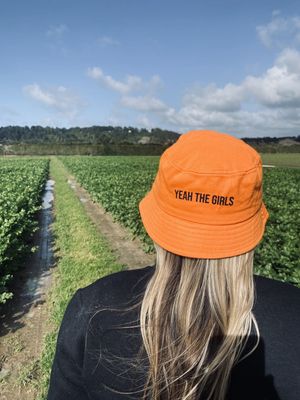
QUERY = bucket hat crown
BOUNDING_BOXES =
[139,130,269,258]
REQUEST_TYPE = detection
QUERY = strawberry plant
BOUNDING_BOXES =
[61,156,300,287]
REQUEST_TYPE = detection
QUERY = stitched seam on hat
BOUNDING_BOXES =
[164,152,261,176]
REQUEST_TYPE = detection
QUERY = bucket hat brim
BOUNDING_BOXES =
[139,190,269,259]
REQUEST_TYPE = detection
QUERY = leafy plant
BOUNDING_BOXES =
[0,157,49,303]
[61,156,300,287]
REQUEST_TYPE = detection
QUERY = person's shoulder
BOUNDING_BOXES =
[254,274,300,295]
[78,264,155,307]
[81,264,155,293]
[254,274,300,316]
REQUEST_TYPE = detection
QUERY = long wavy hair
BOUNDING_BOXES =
[90,241,260,400]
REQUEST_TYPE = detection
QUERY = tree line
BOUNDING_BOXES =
[0,125,299,154]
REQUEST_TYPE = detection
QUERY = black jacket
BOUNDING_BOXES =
[47,265,300,400]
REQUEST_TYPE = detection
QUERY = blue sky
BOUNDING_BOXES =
[1,0,300,137]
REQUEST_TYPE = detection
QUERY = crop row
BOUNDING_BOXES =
[0,157,49,304]
[60,156,300,287]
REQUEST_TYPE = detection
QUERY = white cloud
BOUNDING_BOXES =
[87,67,143,94]
[136,114,153,129]
[161,48,300,132]
[97,36,120,46]
[86,67,103,80]
[148,48,300,136]
[87,67,163,96]
[121,95,168,112]
[244,48,300,108]
[162,106,300,137]
[256,12,300,48]
[147,75,164,92]
[46,24,68,38]
[181,83,244,112]
[23,83,85,120]
[87,46,300,136]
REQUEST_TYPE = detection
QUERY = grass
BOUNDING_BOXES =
[5,334,25,354]
[17,359,41,387]
[8,151,299,397]
[261,153,300,168]
[33,156,124,399]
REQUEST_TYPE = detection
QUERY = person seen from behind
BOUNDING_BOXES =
[47,130,300,400]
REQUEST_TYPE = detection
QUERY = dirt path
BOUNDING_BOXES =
[59,159,156,270]
[0,158,155,400]
[0,180,55,400]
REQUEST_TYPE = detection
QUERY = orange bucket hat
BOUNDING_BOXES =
[139,130,269,259]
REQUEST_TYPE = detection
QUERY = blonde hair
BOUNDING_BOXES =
[89,242,260,399]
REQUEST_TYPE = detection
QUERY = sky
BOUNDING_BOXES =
[1,0,300,137]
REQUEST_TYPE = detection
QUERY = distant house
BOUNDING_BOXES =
[138,136,151,144]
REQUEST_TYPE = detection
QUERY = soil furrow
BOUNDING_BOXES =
[58,158,155,270]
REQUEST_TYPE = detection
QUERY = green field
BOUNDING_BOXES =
[261,153,300,168]
[0,153,299,398]
[1,152,299,292]
[60,154,300,287]
[0,157,49,303]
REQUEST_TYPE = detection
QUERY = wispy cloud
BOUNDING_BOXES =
[121,95,168,112]
[87,41,300,136]
[97,36,120,46]
[161,48,300,135]
[96,48,300,136]
[135,114,154,129]
[87,67,142,93]
[87,67,162,95]
[256,11,300,48]
[23,83,85,120]
[46,24,68,38]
